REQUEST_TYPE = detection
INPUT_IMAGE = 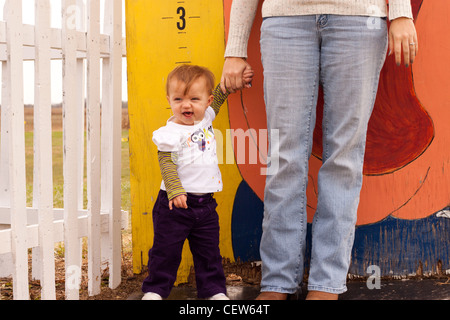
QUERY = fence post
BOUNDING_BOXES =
[0,14,12,280]
[86,0,102,297]
[34,0,56,300]
[76,0,86,211]
[102,0,123,290]
[5,0,29,300]
[0,64,9,210]
[62,0,81,300]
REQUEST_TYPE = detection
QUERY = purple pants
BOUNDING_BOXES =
[142,190,227,298]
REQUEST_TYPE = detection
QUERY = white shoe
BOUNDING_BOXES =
[208,293,230,300]
[142,292,163,300]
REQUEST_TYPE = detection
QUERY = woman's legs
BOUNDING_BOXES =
[259,14,388,298]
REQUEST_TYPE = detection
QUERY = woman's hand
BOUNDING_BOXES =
[389,17,418,67]
[220,57,252,93]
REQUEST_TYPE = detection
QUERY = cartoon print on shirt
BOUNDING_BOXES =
[191,128,206,151]
[187,125,215,152]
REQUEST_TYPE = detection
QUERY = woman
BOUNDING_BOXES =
[221,0,417,300]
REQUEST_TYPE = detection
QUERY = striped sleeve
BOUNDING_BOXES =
[211,84,230,116]
[158,151,186,200]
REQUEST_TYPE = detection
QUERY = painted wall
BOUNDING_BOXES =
[127,0,450,282]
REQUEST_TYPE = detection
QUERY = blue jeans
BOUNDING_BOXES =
[259,15,388,294]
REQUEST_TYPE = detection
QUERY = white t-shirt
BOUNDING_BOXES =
[152,107,223,194]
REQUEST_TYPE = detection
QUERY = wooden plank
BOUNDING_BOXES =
[0,13,12,282]
[76,58,85,210]
[102,0,122,290]
[0,209,129,255]
[86,0,102,297]
[33,0,56,300]
[76,0,86,211]
[0,206,128,226]
[0,21,127,58]
[4,0,29,300]
[0,58,11,280]
[0,61,9,207]
[62,0,81,300]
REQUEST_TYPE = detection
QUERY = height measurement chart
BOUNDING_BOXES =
[161,3,201,64]
[147,0,223,70]
[126,0,241,283]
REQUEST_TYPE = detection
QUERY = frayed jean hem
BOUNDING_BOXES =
[307,284,347,295]
[260,286,299,295]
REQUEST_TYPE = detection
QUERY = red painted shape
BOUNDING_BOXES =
[312,0,433,176]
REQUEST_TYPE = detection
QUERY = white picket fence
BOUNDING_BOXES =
[0,0,127,300]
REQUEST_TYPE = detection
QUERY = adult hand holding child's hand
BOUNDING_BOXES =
[221,57,253,93]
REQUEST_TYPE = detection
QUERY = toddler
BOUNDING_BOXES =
[142,64,253,300]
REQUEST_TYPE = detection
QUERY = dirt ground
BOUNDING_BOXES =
[0,228,261,300]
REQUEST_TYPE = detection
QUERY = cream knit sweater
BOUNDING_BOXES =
[225,0,413,57]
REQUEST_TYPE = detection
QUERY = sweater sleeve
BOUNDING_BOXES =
[210,84,230,116]
[388,0,413,20]
[224,0,260,58]
[158,151,186,201]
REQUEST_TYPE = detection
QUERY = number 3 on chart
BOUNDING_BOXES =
[177,7,186,30]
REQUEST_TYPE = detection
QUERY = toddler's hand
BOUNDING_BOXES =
[169,194,188,210]
[243,65,254,89]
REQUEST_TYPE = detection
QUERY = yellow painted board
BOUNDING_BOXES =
[125,0,242,284]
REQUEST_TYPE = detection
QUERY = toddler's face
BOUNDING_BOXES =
[167,77,213,126]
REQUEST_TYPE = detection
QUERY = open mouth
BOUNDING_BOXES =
[182,112,193,117]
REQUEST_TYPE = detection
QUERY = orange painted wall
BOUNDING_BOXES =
[225,0,450,226]
[224,0,449,275]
